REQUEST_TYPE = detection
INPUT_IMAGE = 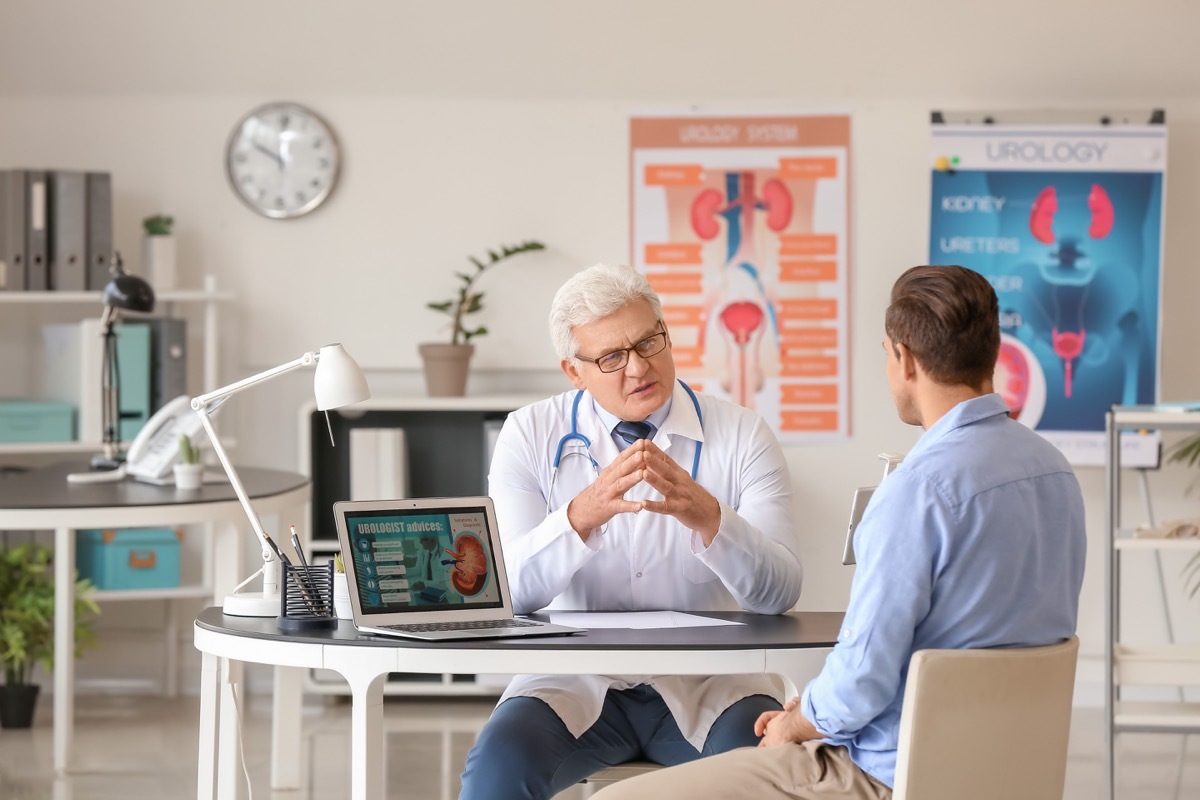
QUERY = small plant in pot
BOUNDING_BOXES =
[0,544,99,728]
[419,240,545,397]
[142,213,177,289]
[174,434,204,490]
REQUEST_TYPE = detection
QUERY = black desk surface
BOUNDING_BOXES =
[0,461,309,510]
[196,606,843,652]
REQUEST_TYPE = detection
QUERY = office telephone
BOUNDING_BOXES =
[66,394,205,485]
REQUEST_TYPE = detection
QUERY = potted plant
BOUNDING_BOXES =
[173,434,203,490]
[0,544,99,729]
[332,552,352,619]
[142,214,177,290]
[419,240,545,397]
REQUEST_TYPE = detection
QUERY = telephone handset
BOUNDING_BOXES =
[124,394,205,483]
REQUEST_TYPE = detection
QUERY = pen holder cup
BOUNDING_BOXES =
[278,561,338,632]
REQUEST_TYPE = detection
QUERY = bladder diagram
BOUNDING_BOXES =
[689,171,793,408]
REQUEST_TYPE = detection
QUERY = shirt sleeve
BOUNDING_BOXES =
[691,413,803,614]
[487,410,597,614]
[801,469,942,739]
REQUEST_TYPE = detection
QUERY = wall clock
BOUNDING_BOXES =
[225,101,341,219]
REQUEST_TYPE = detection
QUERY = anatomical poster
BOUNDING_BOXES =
[630,113,852,443]
[929,123,1166,466]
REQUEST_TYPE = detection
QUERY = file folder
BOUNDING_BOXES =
[49,170,87,291]
[0,170,27,291]
[25,170,49,291]
[85,172,113,290]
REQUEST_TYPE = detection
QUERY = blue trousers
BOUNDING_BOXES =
[459,685,779,800]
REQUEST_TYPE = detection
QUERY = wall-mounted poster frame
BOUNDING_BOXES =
[929,110,1166,467]
[630,112,852,444]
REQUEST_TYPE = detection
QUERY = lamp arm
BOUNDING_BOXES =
[191,352,317,412]
[195,408,278,587]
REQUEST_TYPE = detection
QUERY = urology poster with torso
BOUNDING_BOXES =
[929,123,1166,466]
[631,114,852,443]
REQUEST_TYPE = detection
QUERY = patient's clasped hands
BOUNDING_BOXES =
[567,439,721,544]
[755,696,820,747]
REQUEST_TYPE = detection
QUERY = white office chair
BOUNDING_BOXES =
[892,635,1079,800]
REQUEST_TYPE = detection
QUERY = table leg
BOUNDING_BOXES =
[197,651,220,800]
[271,665,303,790]
[218,658,243,800]
[325,649,393,800]
[53,526,75,775]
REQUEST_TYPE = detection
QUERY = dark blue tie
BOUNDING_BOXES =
[615,420,656,445]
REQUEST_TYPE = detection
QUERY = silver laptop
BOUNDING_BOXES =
[333,496,582,641]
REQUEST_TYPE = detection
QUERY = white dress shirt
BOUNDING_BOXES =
[487,381,803,749]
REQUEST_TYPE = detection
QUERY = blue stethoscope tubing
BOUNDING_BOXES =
[547,380,703,512]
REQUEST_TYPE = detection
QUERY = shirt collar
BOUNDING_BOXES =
[904,393,1011,461]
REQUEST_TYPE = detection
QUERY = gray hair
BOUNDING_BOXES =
[548,264,663,362]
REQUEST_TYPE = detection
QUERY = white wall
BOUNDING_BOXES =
[2,0,1199,697]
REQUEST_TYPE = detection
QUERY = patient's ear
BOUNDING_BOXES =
[895,342,919,382]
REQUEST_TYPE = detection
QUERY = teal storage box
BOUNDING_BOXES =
[77,528,181,590]
[0,399,75,443]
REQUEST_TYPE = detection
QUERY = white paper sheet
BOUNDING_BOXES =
[546,611,743,629]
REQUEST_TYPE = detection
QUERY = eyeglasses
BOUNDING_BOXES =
[576,326,670,373]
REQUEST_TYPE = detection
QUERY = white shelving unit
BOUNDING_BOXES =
[1105,407,1200,800]
[0,278,233,694]
[0,277,233,456]
[298,394,544,697]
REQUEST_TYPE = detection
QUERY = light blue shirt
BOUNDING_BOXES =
[595,398,672,452]
[801,393,1086,788]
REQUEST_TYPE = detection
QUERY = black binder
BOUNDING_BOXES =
[49,170,88,291]
[85,172,113,290]
[24,170,48,291]
[0,170,27,291]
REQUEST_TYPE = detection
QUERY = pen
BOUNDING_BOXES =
[290,524,326,615]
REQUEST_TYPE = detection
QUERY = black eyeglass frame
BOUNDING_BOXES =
[575,323,670,374]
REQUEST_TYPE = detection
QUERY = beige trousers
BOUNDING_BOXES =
[590,741,892,800]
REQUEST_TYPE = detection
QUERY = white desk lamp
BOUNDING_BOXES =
[191,343,370,617]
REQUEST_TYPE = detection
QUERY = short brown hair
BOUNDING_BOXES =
[885,265,999,388]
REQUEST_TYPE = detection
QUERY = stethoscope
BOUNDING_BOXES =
[547,379,703,513]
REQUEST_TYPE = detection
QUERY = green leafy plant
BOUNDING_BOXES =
[178,434,201,466]
[143,215,174,237]
[0,544,99,686]
[334,552,345,574]
[426,240,545,345]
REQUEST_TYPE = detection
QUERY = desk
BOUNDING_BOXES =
[0,461,310,775]
[194,607,842,800]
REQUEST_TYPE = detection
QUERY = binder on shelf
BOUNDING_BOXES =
[128,317,187,415]
[0,170,27,291]
[85,172,113,290]
[24,170,48,291]
[349,427,410,501]
[49,170,87,291]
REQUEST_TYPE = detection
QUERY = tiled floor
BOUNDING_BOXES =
[0,694,1197,799]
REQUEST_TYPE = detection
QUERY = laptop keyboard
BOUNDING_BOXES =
[377,618,540,633]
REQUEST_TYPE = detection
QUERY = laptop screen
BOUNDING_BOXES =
[340,504,506,617]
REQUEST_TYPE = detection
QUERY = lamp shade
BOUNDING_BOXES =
[313,343,370,410]
[102,272,155,313]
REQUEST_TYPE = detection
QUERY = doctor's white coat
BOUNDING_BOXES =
[487,382,803,749]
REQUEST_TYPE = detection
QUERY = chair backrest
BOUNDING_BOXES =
[892,635,1079,800]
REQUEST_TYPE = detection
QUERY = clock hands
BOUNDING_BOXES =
[252,141,284,169]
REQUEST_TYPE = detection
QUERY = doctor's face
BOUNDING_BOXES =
[561,299,676,422]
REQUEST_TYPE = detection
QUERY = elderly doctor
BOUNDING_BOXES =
[458,263,804,800]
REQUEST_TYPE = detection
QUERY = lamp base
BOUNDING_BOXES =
[221,591,280,618]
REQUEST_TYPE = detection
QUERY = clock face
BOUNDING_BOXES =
[225,102,340,219]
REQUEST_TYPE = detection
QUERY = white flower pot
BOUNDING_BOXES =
[142,235,177,290]
[173,463,203,490]
[334,573,353,619]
